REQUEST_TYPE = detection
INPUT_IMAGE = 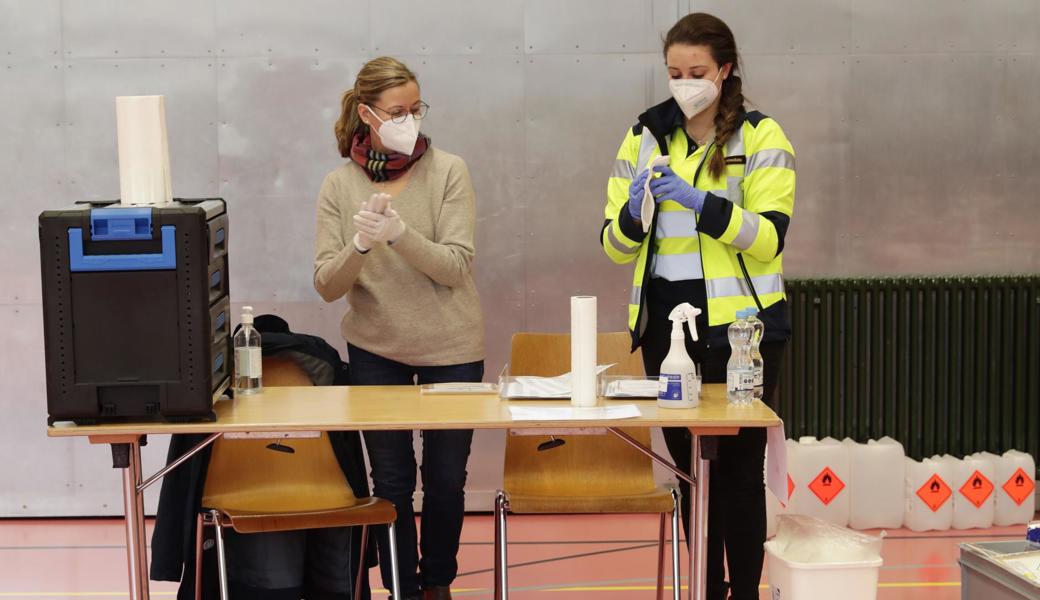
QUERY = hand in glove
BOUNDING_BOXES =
[353,202,406,246]
[626,169,650,221]
[377,206,405,243]
[649,165,707,213]
[364,192,392,214]
[353,220,376,253]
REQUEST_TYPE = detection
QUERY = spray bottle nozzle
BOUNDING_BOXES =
[668,303,703,342]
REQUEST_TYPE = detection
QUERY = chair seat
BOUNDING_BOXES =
[505,486,675,514]
[210,496,398,534]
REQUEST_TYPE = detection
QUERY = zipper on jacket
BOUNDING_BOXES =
[737,253,764,312]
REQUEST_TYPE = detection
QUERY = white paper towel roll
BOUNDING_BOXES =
[116,95,173,206]
[570,296,598,407]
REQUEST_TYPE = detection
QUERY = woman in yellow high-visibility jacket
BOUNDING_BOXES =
[600,13,795,600]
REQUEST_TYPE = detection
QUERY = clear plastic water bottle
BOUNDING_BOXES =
[746,307,765,401]
[233,306,263,395]
[726,309,754,405]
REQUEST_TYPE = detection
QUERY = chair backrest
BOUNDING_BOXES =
[509,331,645,378]
[202,356,358,512]
[503,332,659,498]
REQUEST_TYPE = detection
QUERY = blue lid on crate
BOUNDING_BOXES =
[90,207,153,241]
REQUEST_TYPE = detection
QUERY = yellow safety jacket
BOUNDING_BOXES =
[600,99,795,349]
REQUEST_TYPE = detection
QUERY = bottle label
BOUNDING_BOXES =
[754,369,764,387]
[728,370,754,392]
[659,374,683,400]
[659,373,698,402]
[236,347,262,378]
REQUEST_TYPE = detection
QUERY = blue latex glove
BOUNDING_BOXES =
[650,165,707,213]
[627,169,650,221]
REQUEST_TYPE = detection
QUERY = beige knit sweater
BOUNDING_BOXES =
[313,148,485,366]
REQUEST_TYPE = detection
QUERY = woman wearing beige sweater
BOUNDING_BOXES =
[313,56,484,600]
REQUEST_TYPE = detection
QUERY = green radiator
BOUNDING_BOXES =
[779,276,1040,477]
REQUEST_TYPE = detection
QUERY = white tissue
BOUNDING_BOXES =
[116,95,172,206]
[641,156,671,232]
[570,296,597,407]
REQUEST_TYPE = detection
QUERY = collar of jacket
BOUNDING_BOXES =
[637,98,684,155]
[637,97,749,155]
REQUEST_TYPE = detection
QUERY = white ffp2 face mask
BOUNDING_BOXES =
[669,69,724,119]
[365,107,421,155]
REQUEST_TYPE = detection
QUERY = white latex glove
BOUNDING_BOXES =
[379,205,406,244]
[351,204,403,244]
[352,231,373,253]
[352,203,381,252]
[364,192,392,214]
[353,204,406,245]
[353,210,386,244]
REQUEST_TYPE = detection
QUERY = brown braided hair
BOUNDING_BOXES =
[664,13,745,180]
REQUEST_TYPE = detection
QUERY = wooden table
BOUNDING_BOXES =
[48,384,780,600]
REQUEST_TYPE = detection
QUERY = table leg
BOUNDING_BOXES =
[115,439,151,600]
[689,434,710,600]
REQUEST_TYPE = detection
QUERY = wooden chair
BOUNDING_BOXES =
[195,356,400,600]
[494,333,681,600]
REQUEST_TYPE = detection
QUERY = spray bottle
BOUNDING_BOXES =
[658,303,703,409]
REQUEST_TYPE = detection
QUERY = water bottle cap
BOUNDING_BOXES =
[736,309,747,319]
[746,307,759,317]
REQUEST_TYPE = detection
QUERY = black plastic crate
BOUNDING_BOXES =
[39,199,231,424]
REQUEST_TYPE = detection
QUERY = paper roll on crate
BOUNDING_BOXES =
[570,296,597,407]
[116,95,172,206]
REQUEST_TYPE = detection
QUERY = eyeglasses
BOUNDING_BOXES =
[367,101,430,124]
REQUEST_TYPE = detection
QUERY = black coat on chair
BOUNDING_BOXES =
[149,315,375,600]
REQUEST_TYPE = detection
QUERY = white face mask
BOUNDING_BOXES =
[365,106,421,155]
[668,69,724,119]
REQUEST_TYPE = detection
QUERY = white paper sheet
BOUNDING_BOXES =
[508,404,642,421]
[603,379,659,398]
[767,420,789,506]
[641,156,671,232]
[1000,551,1040,583]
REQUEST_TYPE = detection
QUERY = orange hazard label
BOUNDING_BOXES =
[808,467,845,506]
[959,470,994,509]
[916,474,952,512]
[782,474,794,507]
[1002,468,1035,506]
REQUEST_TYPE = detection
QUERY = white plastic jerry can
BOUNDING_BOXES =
[844,437,906,530]
[904,455,955,532]
[787,437,850,527]
[951,454,996,530]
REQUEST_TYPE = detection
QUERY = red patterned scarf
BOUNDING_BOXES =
[350,132,430,182]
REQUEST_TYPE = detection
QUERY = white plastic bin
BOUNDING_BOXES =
[765,543,883,600]
[765,515,884,600]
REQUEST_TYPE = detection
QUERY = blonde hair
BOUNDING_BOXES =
[335,57,419,157]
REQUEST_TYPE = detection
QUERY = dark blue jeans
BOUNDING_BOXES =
[347,344,483,598]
